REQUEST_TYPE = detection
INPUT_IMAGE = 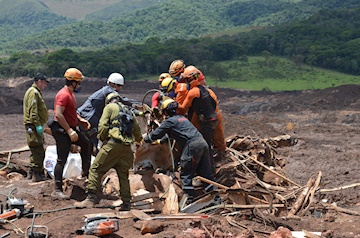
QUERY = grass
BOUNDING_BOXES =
[202,56,360,91]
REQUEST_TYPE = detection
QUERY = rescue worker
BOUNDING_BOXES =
[177,66,218,173]
[168,59,186,82]
[23,73,50,182]
[161,77,188,105]
[151,73,171,108]
[74,92,143,210]
[168,59,189,104]
[77,72,140,155]
[143,99,214,202]
[184,66,227,160]
[49,68,92,200]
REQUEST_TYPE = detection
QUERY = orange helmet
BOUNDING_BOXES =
[183,65,200,82]
[169,59,185,77]
[64,68,83,82]
[158,73,171,82]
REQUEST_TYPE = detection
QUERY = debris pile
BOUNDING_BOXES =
[1,133,360,237]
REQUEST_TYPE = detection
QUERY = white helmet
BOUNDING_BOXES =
[107,73,124,86]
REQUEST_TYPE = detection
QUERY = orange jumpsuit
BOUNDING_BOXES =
[177,80,218,172]
[189,88,226,152]
[208,88,226,152]
[174,83,188,105]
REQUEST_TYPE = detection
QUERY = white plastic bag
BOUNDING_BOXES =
[44,145,94,179]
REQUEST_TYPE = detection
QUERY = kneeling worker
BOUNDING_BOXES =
[143,99,214,202]
[74,92,143,210]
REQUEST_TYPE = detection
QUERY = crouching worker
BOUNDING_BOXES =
[143,99,214,203]
[74,92,143,210]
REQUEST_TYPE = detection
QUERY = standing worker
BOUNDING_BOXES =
[74,92,143,210]
[49,68,92,200]
[77,72,140,155]
[177,66,218,173]
[184,65,227,161]
[23,73,50,182]
[143,99,214,202]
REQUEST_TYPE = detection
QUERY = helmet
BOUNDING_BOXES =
[169,59,185,77]
[161,98,178,112]
[158,73,171,82]
[64,68,83,82]
[183,65,200,82]
[107,73,124,86]
[105,92,121,104]
[161,77,177,93]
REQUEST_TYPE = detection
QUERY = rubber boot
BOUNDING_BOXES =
[74,193,96,208]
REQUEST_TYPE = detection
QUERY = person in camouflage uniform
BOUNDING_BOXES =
[23,73,50,182]
[74,92,143,210]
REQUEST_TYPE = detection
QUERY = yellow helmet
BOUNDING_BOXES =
[183,65,200,82]
[169,59,185,77]
[161,98,178,112]
[158,73,171,82]
[105,92,120,104]
[161,77,176,93]
[64,68,84,82]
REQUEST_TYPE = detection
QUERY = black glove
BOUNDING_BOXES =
[143,136,151,143]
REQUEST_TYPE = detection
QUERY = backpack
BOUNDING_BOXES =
[110,102,134,137]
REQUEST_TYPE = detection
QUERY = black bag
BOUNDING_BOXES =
[110,102,134,136]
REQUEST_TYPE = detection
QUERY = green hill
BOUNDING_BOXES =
[0,0,74,46]
[1,0,360,54]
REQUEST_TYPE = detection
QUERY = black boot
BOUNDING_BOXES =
[26,168,33,180]
[32,171,49,182]
[118,201,131,211]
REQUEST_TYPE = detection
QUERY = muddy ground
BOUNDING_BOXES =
[0,77,359,237]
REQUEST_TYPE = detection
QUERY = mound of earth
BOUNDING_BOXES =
[0,77,359,237]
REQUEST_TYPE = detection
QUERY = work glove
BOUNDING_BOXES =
[79,118,91,130]
[67,128,79,142]
[151,139,161,145]
[35,125,44,136]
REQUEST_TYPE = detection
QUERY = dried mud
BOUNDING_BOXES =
[0,78,359,237]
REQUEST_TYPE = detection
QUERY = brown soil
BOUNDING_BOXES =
[0,78,359,237]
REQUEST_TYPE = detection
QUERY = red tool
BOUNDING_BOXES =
[0,209,20,220]
[77,216,119,237]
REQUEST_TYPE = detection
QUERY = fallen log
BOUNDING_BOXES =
[195,203,285,214]
[319,203,360,216]
[298,171,322,216]
[319,183,360,192]
[227,148,301,187]
[0,145,30,158]
[287,177,315,217]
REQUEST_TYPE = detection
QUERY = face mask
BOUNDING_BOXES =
[173,76,181,83]
[74,85,82,93]
[168,91,176,98]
